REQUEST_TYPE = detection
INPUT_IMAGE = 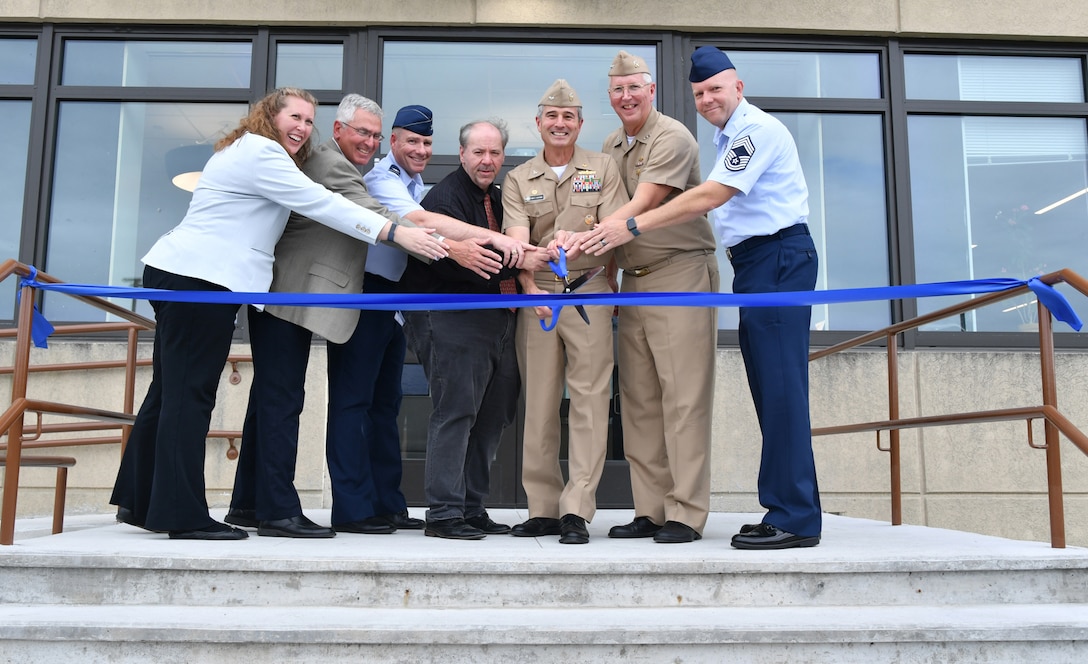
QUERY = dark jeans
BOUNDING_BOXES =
[404,309,519,522]
[731,229,822,537]
[110,264,240,531]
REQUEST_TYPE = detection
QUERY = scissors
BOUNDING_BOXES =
[542,248,605,331]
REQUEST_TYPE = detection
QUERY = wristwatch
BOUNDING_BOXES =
[626,217,641,236]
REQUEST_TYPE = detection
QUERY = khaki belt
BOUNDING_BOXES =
[624,249,713,278]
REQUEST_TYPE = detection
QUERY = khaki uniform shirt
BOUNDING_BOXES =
[502,144,628,278]
[602,108,717,271]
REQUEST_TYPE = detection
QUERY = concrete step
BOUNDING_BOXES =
[2,510,1087,662]
[1,603,1086,663]
[2,511,1086,610]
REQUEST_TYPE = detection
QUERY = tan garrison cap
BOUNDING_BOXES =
[608,50,649,77]
[538,79,582,107]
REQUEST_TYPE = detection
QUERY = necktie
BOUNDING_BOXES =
[483,192,518,297]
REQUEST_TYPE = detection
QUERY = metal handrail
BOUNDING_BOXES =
[0,260,249,545]
[809,268,1088,548]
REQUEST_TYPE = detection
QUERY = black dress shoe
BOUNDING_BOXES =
[510,517,561,537]
[559,513,589,545]
[381,511,425,530]
[335,517,397,535]
[465,512,511,534]
[115,507,165,533]
[169,521,248,540]
[731,523,820,550]
[653,520,702,543]
[424,518,485,540]
[224,508,259,529]
[258,514,336,539]
[608,516,662,539]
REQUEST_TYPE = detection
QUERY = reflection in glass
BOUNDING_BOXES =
[0,38,36,85]
[0,101,31,320]
[276,42,344,90]
[382,42,657,156]
[726,50,880,99]
[904,54,1084,102]
[45,102,245,322]
[62,40,251,88]
[698,112,890,331]
[910,115,1088,332]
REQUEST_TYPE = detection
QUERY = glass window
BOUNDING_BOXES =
[904,54,1084,102]
[44,102,246,321]
[381,42,657,156]
[0,100,32,318]
[698,112,890,332]
[276,42,344,90]
[62,40,251,88]
[909,115,1088,332]
[726,50,881,99]
[0,38,36,85]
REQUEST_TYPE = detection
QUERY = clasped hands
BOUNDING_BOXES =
[550,214,630,260]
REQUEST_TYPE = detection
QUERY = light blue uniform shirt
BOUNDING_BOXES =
[361,153,425,281]
[706,98,809,249]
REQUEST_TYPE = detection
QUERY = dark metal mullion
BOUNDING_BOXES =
[18,25,54,299]
[887,39,917,350]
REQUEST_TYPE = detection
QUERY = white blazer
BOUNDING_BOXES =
[142,132,388,294]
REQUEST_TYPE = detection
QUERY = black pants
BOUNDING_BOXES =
[110,265,240,531]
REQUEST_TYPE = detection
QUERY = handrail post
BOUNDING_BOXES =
[1,280,36,545]
[1037,302,1065,548]
[887,332,902,526]
[122,325,139,454]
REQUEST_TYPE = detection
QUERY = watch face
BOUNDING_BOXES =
[627,217,640,235]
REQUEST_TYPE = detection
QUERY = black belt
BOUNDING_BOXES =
[725,224,809,261]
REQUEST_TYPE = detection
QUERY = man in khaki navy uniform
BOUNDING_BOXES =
[502,79,629,545]
[569,51,719,544]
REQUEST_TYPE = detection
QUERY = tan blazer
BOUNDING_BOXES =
[264,138,420,344]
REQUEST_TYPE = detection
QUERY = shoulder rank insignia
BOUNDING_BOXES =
[388,163,402,176]
[725,135,755,172]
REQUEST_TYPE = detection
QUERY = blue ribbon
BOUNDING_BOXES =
[12,269,1083,348]
[16,266,56,349]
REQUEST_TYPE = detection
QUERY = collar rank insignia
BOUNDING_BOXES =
[725,135,755,172]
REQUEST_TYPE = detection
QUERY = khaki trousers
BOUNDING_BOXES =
[517,274,614,521]
[618,254,719,533]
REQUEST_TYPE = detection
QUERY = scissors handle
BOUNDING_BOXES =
[548,247,569,281]
[540,307,561,332]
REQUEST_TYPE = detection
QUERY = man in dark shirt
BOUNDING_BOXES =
[402,119,544,539]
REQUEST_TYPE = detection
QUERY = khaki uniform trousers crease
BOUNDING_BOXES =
[516,273,614,521]
[619,253,720,532]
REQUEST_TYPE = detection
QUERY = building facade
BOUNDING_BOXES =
[2,1,1087,545]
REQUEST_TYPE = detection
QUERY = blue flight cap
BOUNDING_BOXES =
[392,104,433,136]
[688,46,735,83]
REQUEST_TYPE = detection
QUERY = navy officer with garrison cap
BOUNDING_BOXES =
[579,46,822,550]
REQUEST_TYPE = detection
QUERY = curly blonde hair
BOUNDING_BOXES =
[215,87,319,167]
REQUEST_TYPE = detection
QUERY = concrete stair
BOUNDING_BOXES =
[1,510,1087,662]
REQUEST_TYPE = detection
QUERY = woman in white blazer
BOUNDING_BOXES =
[110,88,447,540]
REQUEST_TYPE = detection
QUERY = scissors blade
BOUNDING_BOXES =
[575,305,591,325]
[563,266,605,293]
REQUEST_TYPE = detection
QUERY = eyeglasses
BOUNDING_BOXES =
[343,122,384,142]
[607,83,648,97]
